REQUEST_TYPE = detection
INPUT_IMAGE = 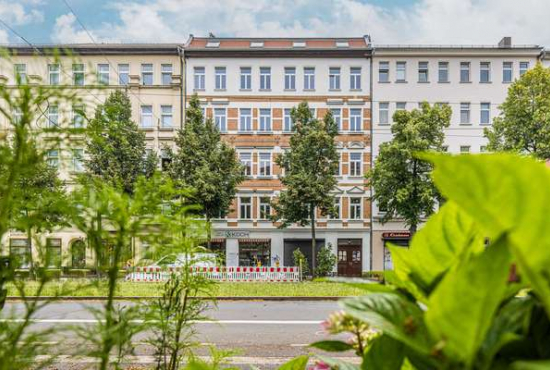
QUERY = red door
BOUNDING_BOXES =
[337,245,362,277]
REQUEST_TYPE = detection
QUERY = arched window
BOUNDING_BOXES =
[71,240,86,269]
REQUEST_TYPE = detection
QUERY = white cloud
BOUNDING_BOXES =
[0,1,43,25]
[0,29,9,44]
[51,13,100,43]
[49,0,550,47]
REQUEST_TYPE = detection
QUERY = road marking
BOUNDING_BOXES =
[0,318,323,325]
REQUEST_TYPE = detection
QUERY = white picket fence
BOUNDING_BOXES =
[125,266,301,282]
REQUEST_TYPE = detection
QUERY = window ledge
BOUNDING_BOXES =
[257,131,273,134]
[159,127,174,131]
[193,88,205,92]
[284,89,296,92]
[350,88,362,92]
[214,88,227,92]
[459,81,472,84]
[479,81,492,84]
[259,89,272,92]
[237,131,254,134]
[417,81,430,84]
[459,123,473,126]
[139,127,155,131]
[395,80,407,84]
[438,81,450,84]
[378,81,391,84]
[329,89,342,92]
[239,89,252,92]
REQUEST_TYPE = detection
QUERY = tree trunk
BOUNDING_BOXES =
[206,216,212,250]
[409,223,417,236]
[26,226,36,280]
[310,204,316,274]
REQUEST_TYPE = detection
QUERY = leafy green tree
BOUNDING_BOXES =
[367,102,451,233]
[273,102,339,270]
[85,90,157,194]
[169,95,244,248]
[485,63,550,159]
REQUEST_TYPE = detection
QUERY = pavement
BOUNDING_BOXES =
[1,300,359,369]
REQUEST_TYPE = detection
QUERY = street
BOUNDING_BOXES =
[1,300,358,369]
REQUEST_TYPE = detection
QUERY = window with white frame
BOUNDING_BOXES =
[260,67,271,90]
[259,197,271,220]
[259,109,271,132]
[10,239,31,269]
[438,61,449,83]
[520,62,529,76]
[349,152,362,176]
[329,197,341,219]
[379,102,389,124]
[284,108,293,132]
[214,108,226,132]
[73,64,84,86]
[460,145,471,153]
[330,108,341,131]
[240,67,252,90]
[239,108,252,132]
[396,102,406,111]
[460,62,470,82]
[72,105,85,128]
[48,64,60,85]
[239,197,252,219]
[239,152,252,176]
[349,108,362,132]
[72,148,84,172]
[350,197,362,219]
[215,66,226,90]
[480,102,491,124]
[480,62,491,83]
[194,66,205,90]
[284,67,296,90]
[350,67,361,90]
[47,149,59,168]
[259,152,271,176]
[140,105,153,128]
[329,67,341,90]
[396,61,406,82]
[14,64,27,84]
[378,61,389,82]
[161,105,173,128]
[47,105,58,128]
[304,67,315,90]
[118,64,129,85]
[141,64,153,85]
[97,64,109,85]
[161,64,172,85]
[503,62,513,83]
[418,61,429,82]
[460,103,471,124]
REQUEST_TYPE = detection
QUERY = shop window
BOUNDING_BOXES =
[238,240,271,266]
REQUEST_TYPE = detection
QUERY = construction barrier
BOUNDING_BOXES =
[125,266,301,282]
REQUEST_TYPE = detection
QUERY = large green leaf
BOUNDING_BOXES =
[341,293,433,355]
[425,234,512,367]
[511,360,550,370]
[314,354,359,370]
[424,153,550,315]
[279,356,310,370]
[362,335,404,370]
[311,340,354,352]
[389,201,484,296]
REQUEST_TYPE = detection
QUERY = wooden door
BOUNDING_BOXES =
[337,245,362,277]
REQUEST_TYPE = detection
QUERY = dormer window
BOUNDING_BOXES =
[336,41,349,48]
[206,41,220,48]
[250,41,264,48]
[292,41,306,48]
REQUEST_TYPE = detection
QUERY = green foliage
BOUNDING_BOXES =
[366,102,451,232]
[85,90,157,194]
[315,243,337,277]
[292,248,309,277]
[485,63,550,159]
[279,355,310,370]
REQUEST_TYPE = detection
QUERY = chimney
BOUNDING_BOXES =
[498,37,512,48]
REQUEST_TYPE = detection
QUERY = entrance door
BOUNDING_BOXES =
[337,244,362,277]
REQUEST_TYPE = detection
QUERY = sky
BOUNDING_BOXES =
[1,0,550,47]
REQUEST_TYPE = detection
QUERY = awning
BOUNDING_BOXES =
[238,238,271,245]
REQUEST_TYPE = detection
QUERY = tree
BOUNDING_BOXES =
[485,63,550,159]
[273,102,339,271]
[85,90,157,195]
[367,102,451,233]
[315,243,337,277]
[169,95,244,248]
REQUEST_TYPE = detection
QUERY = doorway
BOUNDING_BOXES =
[337,239,362,277]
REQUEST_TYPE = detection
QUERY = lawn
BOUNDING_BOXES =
[7,279,366,298]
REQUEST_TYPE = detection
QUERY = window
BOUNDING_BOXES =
[350,198,362,220]
[304,67,315,90]
[73,64,84,86]
[10,239,30,268]
[480,62,491,82]
[349,109,362,132]
[118,64,129,85]
[284,67,296,90]
[438,62,449,82]
[97,64,109,85]
[240,152,252,176]
[418,62,429,82]
[331,108,341,131]
[480,102,491,124]
[215,66,226,90]
[72,105,85,128]
[48,64,60,85]
[141,64,153,85]
[460,62,470,82]
[480,146,488,153]
[140,105,153,128]
[396,102,406,111]
[239,108,252,132]
[72,148,84,172]
[47,105,58,128]
[259,197,271,220]
[239,197,252,219]
[214,108,226,132]
[46,239,62,268]
[460,103,470,124]
[14,64,27,84]
[284,108,294,132]
[378,61,389,82]
[349,152,362,176]
[160,149,171,171]
[350,67,362,90]
[259,109,271,132]
[194,66,205,90]
[71,240,86,269]
[335,152,341,175]
[259,152,271,176]
[520,62,529,76]
[503,62,513,82]
[329,67,341,90]
[330,198,341,219]
[161,105,173,128]
[460,145,471,153]
[47,150,59,168]
[396,62,406,82]
[260,67,271,90]
[379,103,389,124]
[161,64,172,85]
[240,67,252,90]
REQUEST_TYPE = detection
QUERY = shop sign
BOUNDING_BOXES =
[214,230,250,238]
[382,231,411,239]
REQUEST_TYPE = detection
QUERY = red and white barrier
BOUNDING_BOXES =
[126,266,301,282]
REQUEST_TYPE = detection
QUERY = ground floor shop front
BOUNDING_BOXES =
[371,229,411,272]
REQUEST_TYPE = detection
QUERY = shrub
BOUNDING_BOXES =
[315,244,337,277]
[292,248,309,278]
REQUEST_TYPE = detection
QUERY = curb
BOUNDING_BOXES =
[6,296,347,302]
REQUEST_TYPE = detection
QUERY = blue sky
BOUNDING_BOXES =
[2,0,550,46]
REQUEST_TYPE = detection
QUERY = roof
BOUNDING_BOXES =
[374,43,543,57]
[2,43,182,56]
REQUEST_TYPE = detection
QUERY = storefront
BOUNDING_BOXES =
[238,239,271,267]
[382,232,411,270]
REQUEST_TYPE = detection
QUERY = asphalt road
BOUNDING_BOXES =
[1,300,359,369]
